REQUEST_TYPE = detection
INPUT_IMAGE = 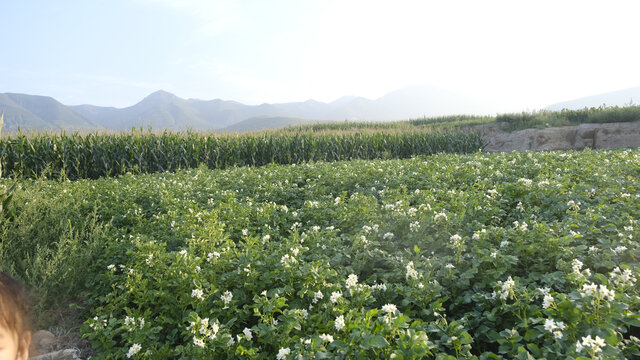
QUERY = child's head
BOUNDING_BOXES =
[0,272,31,360]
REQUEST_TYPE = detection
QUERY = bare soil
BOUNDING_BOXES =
[473,120,640,152]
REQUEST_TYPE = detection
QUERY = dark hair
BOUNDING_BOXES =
[0,272,31,337]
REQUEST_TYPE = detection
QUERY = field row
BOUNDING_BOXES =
[0,131,482,180]
[1,149,638,358]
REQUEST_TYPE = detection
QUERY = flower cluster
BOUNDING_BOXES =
[280,254,298,267]
[612,245,627,254]
[221,290,233,307]
[571,258,591,279]
[542,318,565,339]
[567,200,580,211]
[580,283,615,301]
[191,288,204,300]
[492,276,515,300]
[312,290,324,304]
[406,261,420,281]
[382,303,398,314]
[518,178,532,186]
[293,308,309,320]
[126,343,142,358]
[123,316,145,331]
[512,220,528,231]
[276,347,291,359]
[542,294,555,309]
[345,274,358,288]
[334,315,345,331]
[238,327,252,342]
[370,283,387,291]
[206,251,220,262]
[187,316,220,347]
[575,335,606,355]
[330,291,342,304]
[610,267,636,288]
[88,316,107,330]
[449,234,463,248]
[433,212,448,222]
[571,259,583,274]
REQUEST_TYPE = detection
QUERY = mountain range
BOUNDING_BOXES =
[0,85,489,133]
[545,86,640,111]
[1,86,639,133]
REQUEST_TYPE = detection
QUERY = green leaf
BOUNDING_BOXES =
[515,346,535,360]
[526,343,541,357]
[458,331,473,345]
[523,329,541,341]
[315,351,334,359]
[366,308,379,318]
[368,334,389,348]
[624,314,640,327]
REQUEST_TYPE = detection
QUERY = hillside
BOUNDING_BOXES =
[219,116,315,133]
[72,90,215,130]
[0,93,100,132]
[3,86,640,133]
[2,86,488,132]
[546,87,640,110]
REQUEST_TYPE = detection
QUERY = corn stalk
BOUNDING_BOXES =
[0,111,16,218]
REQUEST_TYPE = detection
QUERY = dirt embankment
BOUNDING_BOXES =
[476,120,640,152]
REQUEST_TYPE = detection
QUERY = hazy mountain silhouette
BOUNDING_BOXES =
[546,87,640,110]
[66,86,489,131]
[0,93,100,132]
[4,85,638,133]
[72,90,212,130]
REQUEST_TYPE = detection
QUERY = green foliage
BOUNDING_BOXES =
[0,182,15,220]
[0,112,16,219]
[278,115,494,133]
[496,105,640,131]
[1,104,638,181]
[4,148,639,358]
[0,179,109,318]
[0,130,484,180]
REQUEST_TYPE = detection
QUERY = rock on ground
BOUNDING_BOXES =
[29,330,82,360]
[29,349,81,360]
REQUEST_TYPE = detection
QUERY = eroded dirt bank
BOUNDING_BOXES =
[476,120,640,152]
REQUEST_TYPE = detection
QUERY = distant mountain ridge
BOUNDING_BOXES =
[2,86,639,133]
[0,86,489,132]
[0,93,100,132]
[546,87,640,111]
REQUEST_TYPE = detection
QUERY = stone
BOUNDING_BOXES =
[29,349,81,360]
[29,330,56,357]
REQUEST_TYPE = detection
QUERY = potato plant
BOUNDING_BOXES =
[58,149,640,359]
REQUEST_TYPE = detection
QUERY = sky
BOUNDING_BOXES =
[1,0,640,113]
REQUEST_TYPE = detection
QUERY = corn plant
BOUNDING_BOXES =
[0,111,16,218]
[0,129,484,180]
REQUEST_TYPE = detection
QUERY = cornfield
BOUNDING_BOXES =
[496,104,640,131]
[0,130,484,180]
[278,115,493,134]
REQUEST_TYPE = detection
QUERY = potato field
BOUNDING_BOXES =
[1,148,638,359]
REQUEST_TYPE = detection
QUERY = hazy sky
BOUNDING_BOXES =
[2,0,640,112]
